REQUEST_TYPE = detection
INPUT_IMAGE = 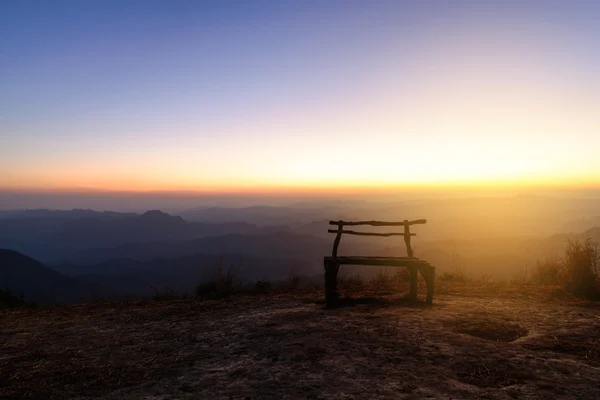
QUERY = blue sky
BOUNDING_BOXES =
[1,1,599,191]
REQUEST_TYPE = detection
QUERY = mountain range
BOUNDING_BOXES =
[2,198,600,304]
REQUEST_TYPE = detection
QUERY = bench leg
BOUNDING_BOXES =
[409,266,418,301]
[324,260,340,308]
[419,265,435,305]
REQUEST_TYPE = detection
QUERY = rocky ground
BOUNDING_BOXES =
[1,282,599,399]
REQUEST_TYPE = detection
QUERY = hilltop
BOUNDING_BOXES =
[1,283,599,399]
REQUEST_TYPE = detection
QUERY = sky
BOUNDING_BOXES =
[1,0,599,193]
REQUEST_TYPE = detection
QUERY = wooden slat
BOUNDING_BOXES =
[328,219,426,226]
[327,229,416,237]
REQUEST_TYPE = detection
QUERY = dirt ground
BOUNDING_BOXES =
[1,283,600,399]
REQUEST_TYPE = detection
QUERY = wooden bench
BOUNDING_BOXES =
[323,219,435,307]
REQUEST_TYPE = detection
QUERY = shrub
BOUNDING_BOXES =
[562,239,600,299]
[0,288,28,308]
[254,280,272,294]
[532,259,562,285]
[195,263,240,300]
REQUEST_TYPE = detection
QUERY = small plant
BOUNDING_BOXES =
[0,288,28,308]
[339,273,364,288]
[286,274,301,290]
[441,246,469,282]
[195,262,240,300]
[393,269,410,283]
[439,271,454,282]
[254,280,272,294]
[371,269,394,289]
[439,268,468,283]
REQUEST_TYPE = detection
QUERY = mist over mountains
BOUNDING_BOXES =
[0,210,268,262]
[1,195,600,304]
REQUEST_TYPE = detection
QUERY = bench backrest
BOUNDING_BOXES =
[328,219,427,258]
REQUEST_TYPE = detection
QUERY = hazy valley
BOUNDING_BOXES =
[2,195,600,305]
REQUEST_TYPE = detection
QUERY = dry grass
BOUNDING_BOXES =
[563,239,600,299]
[1,282,600,399]
[530,239,600,299]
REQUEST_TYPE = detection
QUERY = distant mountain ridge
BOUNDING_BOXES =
[0,209,264,263]
[0,249,110,304]
[0,209,138,220]
[58,230,330,266]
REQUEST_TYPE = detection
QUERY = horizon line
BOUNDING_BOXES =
[2,181,600,196]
